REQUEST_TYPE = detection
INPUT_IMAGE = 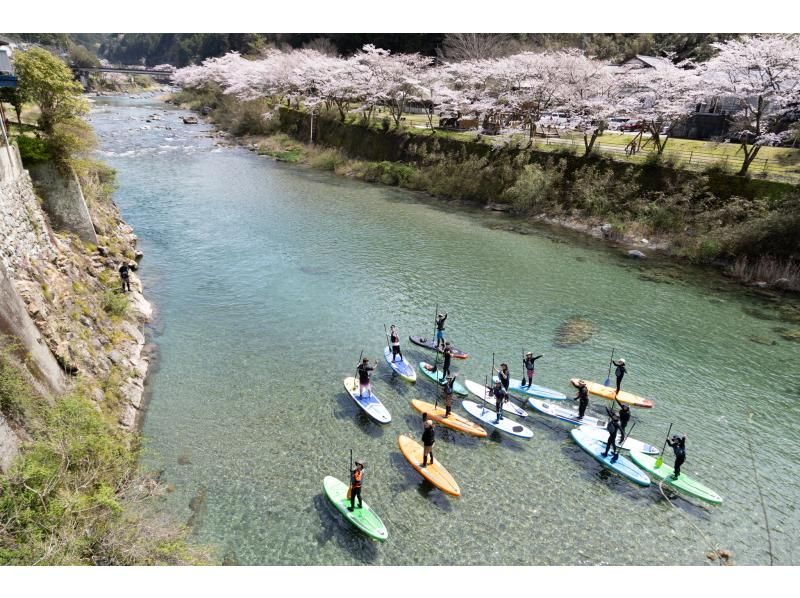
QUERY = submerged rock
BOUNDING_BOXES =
[555,316,597,346]
[748,335,777,346]
[627,249,646,259]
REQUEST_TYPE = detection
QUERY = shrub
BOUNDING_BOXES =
[102,290,128,317]
[14,135,51,165]
[310,148,346,171]
[0,345,35,421]
[503,159,567,215]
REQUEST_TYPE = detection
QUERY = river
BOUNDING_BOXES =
[88,95,800,566]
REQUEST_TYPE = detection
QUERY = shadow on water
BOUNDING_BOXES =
[559,442,651,503]
[332,393,385,439]
[312,494,379,563]
[388,453,454,513]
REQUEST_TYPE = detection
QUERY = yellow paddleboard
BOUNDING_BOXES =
[397,435,461,497]
[410,399,488,438]
[570,378,654,409]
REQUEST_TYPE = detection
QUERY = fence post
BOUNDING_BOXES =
[688,150,693,164]
[762,159,768,173]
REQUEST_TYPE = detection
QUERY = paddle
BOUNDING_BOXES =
[433,302,438,349]
[616,421,635,457]
[604,348,615,387]
[354,349,364,395]
[347,448,353,500]
[522,349,526,388]
[383,324,392,367]
[655,423,673,468]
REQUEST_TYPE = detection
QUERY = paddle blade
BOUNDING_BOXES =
[655,455,663,468]
[346,485,352,500]
[604,376,610,386]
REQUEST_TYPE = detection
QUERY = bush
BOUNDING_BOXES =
[310,148,346,171]
[503,160,567,215]
[48,118,98,167]
[14,135,51,165]
[0,346,34,421]
[102,289,128,317]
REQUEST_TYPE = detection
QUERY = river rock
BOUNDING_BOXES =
[774,278,791,289]
[600,223,613,238]
[134,249,144,261]
[555,316,597,346]
[627,249,647,259]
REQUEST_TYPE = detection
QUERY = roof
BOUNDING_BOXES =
[622,55,674,71]
[0,49,14,75]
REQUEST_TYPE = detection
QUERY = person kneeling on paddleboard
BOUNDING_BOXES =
[435,312,448,349]
[602,413,623,458]
[389,325,403,362]
[357,358,376,398]
[666,433,687,479]
[349,461,365,511]
[421,419,436,467]
[440,373,457,418]
[611,358,627,395]
[489,380,508,422]
[523,352,543,388]
[572,379,589,420]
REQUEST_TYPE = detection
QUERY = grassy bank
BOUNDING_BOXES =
[174,89,800,292]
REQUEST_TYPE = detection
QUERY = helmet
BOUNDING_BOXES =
[526,351,533,356]
[619,358,626,365]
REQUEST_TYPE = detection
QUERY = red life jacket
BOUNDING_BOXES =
[352,469,363,488]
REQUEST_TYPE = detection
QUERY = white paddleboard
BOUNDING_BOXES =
[461,400,533,439]
[464,379,528,418]
[343,377,391,424]
[527,397,606,428]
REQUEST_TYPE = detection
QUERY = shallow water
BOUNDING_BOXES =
[90,96,800,565]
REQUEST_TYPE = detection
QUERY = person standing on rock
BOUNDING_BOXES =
[119,262,132,293]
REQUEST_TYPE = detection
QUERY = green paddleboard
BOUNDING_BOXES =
[323,476,388,541]
[629,451,723,506]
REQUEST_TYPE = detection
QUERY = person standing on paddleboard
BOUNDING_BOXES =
[523,352,543,388]
[495,363,511,391]
[348,461,365,511]
[666,433,687,479]
[435,312,448,349]
[421,419,436,467]
[440,373,457,418]
[356,357,376,398]
[611,358,627,395]
[489,380,508,422]
[441,342,453,377]
[389,325,403,362]
[602,413,623,458]
[572,379,590,420]
[608,398,631,437]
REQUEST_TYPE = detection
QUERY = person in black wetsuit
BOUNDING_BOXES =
[440,373,457,418]
[421,419,436,467]
[389,325,403,362]
[489,380,508,423]
[349,461,364,511]
[523,352,543,388]
[495,363,511,392]
[356,357,376,398]
[602,413,623,458]
[441,342,453,378]
[611,398,631,436]
[611,358,627,395]
[119,262,132,293]
[435,312,448,349]
[666,433,687,479]
[571,379,589,420]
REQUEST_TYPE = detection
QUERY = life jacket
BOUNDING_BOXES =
[352,468,363,488]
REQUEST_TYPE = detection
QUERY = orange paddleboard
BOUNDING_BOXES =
[397,435,461,497]
[410,399,488,438]
[570,379,654,409]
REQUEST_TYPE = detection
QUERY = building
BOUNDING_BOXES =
[0,40,17,89]
[620,54,675,71]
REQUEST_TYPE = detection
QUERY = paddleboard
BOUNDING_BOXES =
[629,450,723,505]
[464,379,528,418]
[461,400,534,439]
[493,375,567,401]
[408,335,468,359]
[397,435,461,496]
[418,362,468,396]
[527,397,606,428]
[570,428,651,487]
[323,475,388,541]
[383,346,416,382]
[577,424,660,455]
[410,399,488,438]
[343,377,391,424]
[570,379,654,409]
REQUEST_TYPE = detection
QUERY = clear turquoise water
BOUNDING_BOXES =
[90,96,800,565]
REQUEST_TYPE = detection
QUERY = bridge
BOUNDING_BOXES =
[71,66,175,87]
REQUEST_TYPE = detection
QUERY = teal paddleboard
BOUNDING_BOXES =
[323,476,388,541]
[570,428,651,487]
[418,362,467,395]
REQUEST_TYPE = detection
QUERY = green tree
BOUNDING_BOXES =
[0,87,25,125]
[68,44,100,69]
[13,47,88,134]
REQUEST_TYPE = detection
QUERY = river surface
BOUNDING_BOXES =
[89,96,800,566]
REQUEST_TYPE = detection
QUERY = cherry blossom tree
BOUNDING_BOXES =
[700,34,800,175]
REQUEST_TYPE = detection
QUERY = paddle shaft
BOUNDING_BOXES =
[605,348,615,387]
[655,423,673,467]
[354,349,364,392]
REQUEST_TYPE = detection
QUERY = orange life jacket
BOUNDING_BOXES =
[352,469,363,488]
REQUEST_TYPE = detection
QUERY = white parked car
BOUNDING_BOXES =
[606,116,631,131]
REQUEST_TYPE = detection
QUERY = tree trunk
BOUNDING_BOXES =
[583,130,599,156]
[737,141,761,176]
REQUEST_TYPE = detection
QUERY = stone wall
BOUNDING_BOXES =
[29,162,98,245]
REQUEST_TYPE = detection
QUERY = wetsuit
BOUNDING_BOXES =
[666,436,686,478]
[612,361,627,394]
[440,377,455,417]
[389,330,402,361]
[498,368,510,392]
[523,354,543,387]
[606,403,631,438]
[603,419,623,457]
[350,468,363,509]
[119,263,131,293]
[574,385,589,419]
[489,385,508,421]
[435,314,447,347]
[356,363,374,397]
[442,346,452,377]
[422,425,435,465]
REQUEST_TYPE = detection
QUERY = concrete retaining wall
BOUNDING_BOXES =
[29,162,98,245]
